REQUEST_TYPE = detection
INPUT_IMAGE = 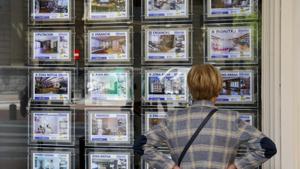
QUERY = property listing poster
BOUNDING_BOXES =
[33,31,71,61]
[145,0,188,18]
[86,70,131,102]
[32,111,70,142]
[32,152,70,169]
[145,28,189,61]
[145,68,189,102]
[32,0,71,21]
[217,70,254,103]
[207,0,253,17]
[33,71,70,101]
[145,111,167,132]
[88,0,129,20]
[89,30,129,62]
[88,111,130,143]
[207,26,253,61]
[89,153,130,169]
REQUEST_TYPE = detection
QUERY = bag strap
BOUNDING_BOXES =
[177,108,218,167]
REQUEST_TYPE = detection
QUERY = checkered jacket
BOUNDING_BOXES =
[142,100,276,169]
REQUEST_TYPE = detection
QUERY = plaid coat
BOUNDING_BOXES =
[142,100,276,169]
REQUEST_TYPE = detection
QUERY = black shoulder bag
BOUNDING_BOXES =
[177,108,218,167]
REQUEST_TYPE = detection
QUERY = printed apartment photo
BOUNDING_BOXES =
[147,0,186,11]
[208,27,252,60]
[34,74,69,95]
[33,112,70,141]
[217,70,253,103]
[89,31,128,61]
[146,29,187,60]
[90,153,129,169]
[34,0,69,14]
[211,0,250,9]
[33,152,69,169]
[91,114,127,137]
[33,32,70,60]
[87,71,129,101]
[148,73,185,95]
[91,0,126,13]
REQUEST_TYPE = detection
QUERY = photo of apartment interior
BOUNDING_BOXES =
[92,117,127,136]
[149,34,185,53]
[91,0,126,12]
[91,35,126,54]
[92,159,119,169]
[35,0,68,13]
[221,76,251,95]
[149,0,185,10]
[211,32,250,52]
[35,36,59,54]
[149,76,184,95]
[35,76,68,94]
[35,157,68,169]
[211,0,250,8]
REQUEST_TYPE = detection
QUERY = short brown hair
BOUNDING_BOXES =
[187,64,223,100]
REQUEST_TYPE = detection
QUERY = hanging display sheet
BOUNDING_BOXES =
[85,108,133,147]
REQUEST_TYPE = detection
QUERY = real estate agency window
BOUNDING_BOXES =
[0,0,261,169]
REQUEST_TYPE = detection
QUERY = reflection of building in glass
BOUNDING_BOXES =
[90,75,126,96]
[35,0,69,13]
[35,36,59,54]
[211,33,250,52]
[221,76,250,95]
[149,0,185,10]
[149,33,185,53]
[35,76,68,94]
[91,0,126,12]
[211,0,250,8]
[91,35,126,54]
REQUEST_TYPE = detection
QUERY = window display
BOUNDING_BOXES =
[144,0,189,19]
[86,0,131,21]
[85,68,133,105]
[31,0,72,22]
[88,151,131,169]
[86,27,132,64]
[206,0,255,18]
[86,109,132,145]
[143,25,191,64]
[31,29,73,63]
[143,67,190,104]
[205,24,257,63]
[32,70,72,102]
[30,110,72,144]
[31,150,71,169]
[217,68,255,104]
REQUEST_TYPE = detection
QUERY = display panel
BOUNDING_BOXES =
[142,25,191,64]
[86,0,131,21]
[143,67,190,104]
[31,70,72,102]
[144,0,190,19]
[87,150,132,169]
[31,0,72,22]
[205,24,257,64]
[30,109,74,145]
[217,68,256,104]
[85,68,133,105]
[144,110,167,132]
[206,0,255,18]
[30,29,73,64]
[29,148,74,169]
[86,109,132,146]
[86,27,132,64]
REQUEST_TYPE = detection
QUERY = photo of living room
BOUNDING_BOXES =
[91,35,126,55]
[35,0,69,13]
[91,0,126,13]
